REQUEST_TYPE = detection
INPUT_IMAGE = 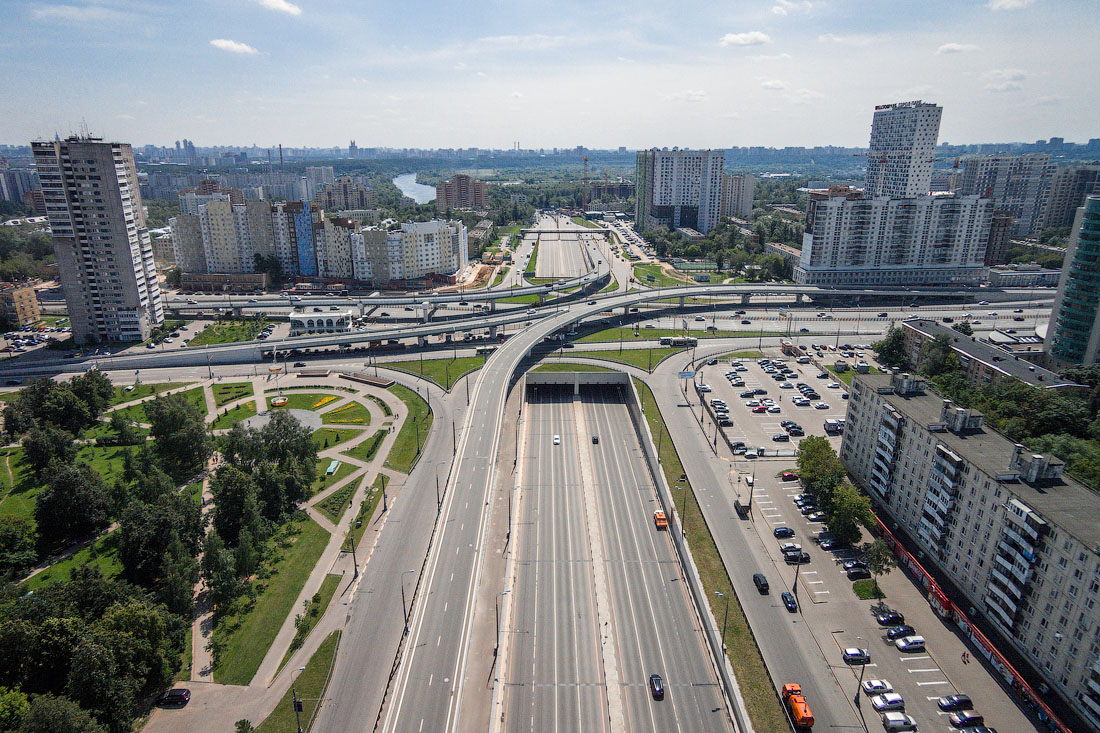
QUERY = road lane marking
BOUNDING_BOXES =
[906,668,941,673]
[901,655,931,661]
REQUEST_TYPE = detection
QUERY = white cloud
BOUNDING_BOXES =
[987,0,1035,9]
[475,71,487,77]
[772,0,816,16]
[253,0,301,15]
[983,68,1027,92]
[936,42,978,55]
[791,88,824,103]
[719,31,771,47]
[116,114,135,121]
[665,90,708,103]
[210,38,260,55]
[760,79,787,90]
[817,33,878,46]
[30,3,129,22]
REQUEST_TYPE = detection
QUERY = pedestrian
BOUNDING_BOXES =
[961,652,966,664]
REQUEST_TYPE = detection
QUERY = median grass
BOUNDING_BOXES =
[499,293,541,304]
[276,573,342,674]
[346,474,387,550]
[268,392,339,411]
[632,377,788,732]
[599,275,619,293]
[384,356,485,390]
[576,347,685,372]
[385,384,432,474]
[525,241,539,275]
[368,394,392,417]
[212,400,258,430]
[571,216,600,228]
[316,482,357,525]
[187,318,268,347]
[490,266,510,287]
[213,381,254,407]
[213,513,330,686]
[254,631,340,733]
[321,401,371,425]
[109,381,187,406]
[530,362,617,373]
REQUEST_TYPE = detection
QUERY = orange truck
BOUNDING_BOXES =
[781,683,815,729]
[653,510,668,530]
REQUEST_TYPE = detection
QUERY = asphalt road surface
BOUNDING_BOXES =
[536,231,588,279]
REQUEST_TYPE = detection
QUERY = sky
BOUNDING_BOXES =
[1,0,1097,150]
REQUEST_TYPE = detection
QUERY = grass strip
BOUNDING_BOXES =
[367,394,393,416]
[490,266,510,287]
[187,318,269,347]
[633,263,692,287]
[254,631,340,733]
[316,482,357,525]
[384,384,432,474]
[213,381,255,407]
[109,386,208,423]
[383,356,485,390]
[530,362,617,373]
[213,514,330,686]
[321,401,371,425]
[632,377,788,732]
[268,393,339,411]
[213,401,258,430]
[311,459,357,494]
[276,574,342,675]
[24,529,123,590]
[852,578,885,599]
[578,326,790,343]
[341,430,385,464]
[571,347,685,372]
[346,474,387,550]
[311,428,362,451]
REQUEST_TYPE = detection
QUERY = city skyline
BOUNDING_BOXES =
[3,0,1097,149]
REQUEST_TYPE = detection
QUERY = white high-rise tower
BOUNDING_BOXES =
[865,100,942,198]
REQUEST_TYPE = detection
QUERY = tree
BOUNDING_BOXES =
[21,425,76,476]
[919,334,959,377]
[235,721,255,733]
[951,320,973,336]
[34,463,111,552]
[828,481,872,546]
[0,515,37,579]
[796,436,846,509]
[201,532,240,611]
[863,538,897,598]
[145,393,210,477]
[210,467,263,547]
[68,371,114,420]
[17,694,106,733]
[108,413,137,446]
[164,267,182,289]
[118,493,201,588]
[0,686,29,732]
[39,388,92,432]
[873,324,907,368]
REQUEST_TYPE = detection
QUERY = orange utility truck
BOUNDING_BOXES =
[781,683,815,730]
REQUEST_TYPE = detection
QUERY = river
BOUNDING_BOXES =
[392,173,436,204]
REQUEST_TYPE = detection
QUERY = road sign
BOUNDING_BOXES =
[679,371,696,379]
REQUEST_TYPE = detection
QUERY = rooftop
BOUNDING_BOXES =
[903,319,1080,389]
[855,373,1100,547]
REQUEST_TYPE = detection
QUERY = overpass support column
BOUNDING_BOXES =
[489,325,498,339]
[489,300,496,312]
[741,293,751,305]
[538,293,547,306]
[575,374,580,396]
[422,308,432,324]
[417,335,427,348]
[679,296,685,309]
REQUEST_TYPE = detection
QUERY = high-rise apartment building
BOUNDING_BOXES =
[1043,165,1100,231]
[955,154,1056,237]
[398,220,468,280]
[314,176,374,211]
[32,136,163,344]
[634,148,724,234]
[178,179,244,215]
[865,101,942,198]
[793,188,991,286]
[984,211,1015,266]
[841,372,1100,729]
[0,285,40,327]
[1045,196,1100,367]
[315,217,358,279]
[720,173,755,219]
[435,174,488,210]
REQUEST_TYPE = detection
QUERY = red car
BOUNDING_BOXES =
[782,472,799,482]
[752,405,767,414]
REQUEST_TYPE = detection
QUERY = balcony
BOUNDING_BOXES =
[983,590,1019,630]
[1001,526,1038,559]
[993,552,1032,586]
[989,567,1025,601]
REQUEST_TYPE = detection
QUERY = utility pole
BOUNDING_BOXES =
[291,666,306,733]
[715,591,730,649]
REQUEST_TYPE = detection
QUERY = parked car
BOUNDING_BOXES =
[895,635,926,653]
[862,679,893,695]
[842,647,870,665]
[948,711,986,728]
[773,526,795,539]
[937,694,974,711]
[886,624,916,641]
[847,567,871,580]
[876,610,905,626]
[880,712,917,731]
[871,692,906,712]
[784,551,811,565]
[159,689,191,707]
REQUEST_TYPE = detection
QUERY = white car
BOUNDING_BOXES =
[871,692,906,712]
[698,384,712,393]
[813,402,829,410]
[745,400,760,408]
[880,712,917,731]
[767,405,781,413]
[779,382,794,389]
[553,435,561,445]
[827,382,841,389]
[895,635,926,652]
[861,679,893,696]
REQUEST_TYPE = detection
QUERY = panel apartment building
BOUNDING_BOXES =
[793,187,991,286]
[720,173,755,219]
[435,174,487,210]
[955,154,1056,238]
[841,372,1100,729]
[32,136,164,344]
[634,148,724,234]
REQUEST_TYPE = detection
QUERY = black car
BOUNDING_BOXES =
[753,573,770,593]
[788,427,805,436]
[773,526,795,539]
[707,358,718,365]
[937,694,974,712]
[799,327,809,332]
[754,388,768,395]
[847,567,871,580]
[649,674,665,699]
[886,624,916,640]
[293,361,306,367]
[781,591,798,612]
[819,538,847,551]
[740,390,756,398]
[876,610,905,626]
[160,688,191,707]
[1013,316,1025,321]
[784,551,811,565]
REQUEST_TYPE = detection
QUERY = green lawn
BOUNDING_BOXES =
[525,242,539,275]
[633,263,691,287]
[187,318,269,347]
[212,401,258,430]
[341,430,386,464]
[109,386,208,423]
[24,529,122,590]
[828,364,880,386]
[599,276,619,293]
[312,428,363,452]
[213,381,254,407]
[316,481,357,525]
[347,474,386,549]
[213,514,331,686]
[490,266,510,287]
[571,216,600,228]
[268,393,340,411]
[385,384,432,474]
[321,401,372,425]
[632,378,787,732]
[174,625,193,683]
[185,480,204,505]
[254,631,340,733]
[367,394,392,417]
[853,578,885,599]
[276,574,342,674]
[530,362,617,373]
[499,293,541,304]
[0,449,38,520]
[577,347,686,372]
[312,458,358,494]
[0,447,26,498]
[109,381,188,406]
[384,356,486,390]
[82,420,149,442]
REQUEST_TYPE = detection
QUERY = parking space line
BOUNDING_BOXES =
[906,668,940,673]
[813,590,830,595]
[807,580,824,585]
[769,520,787,525]
[901,656,931,662]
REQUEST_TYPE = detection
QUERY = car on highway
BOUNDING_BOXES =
[885,624,915,641]
[752,573,770,593]
[871,692,906,712]
[842,647,871,665]
[741,319,751,325]
[781,591,798,612]
[895,635,925,653]
[1014,315,1025,321]
[1014,308,1024,313]
[937,693,974,711]
[876,610,905,626]
[293,361,306,367]
[553,435,560,445]
[948,711,986,728]
[880,712,917,731]
[773,526,795,539]
[649,674,665,700]
[862,679,893,695]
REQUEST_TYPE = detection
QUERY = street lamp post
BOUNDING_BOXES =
[291,665,307,733]
[715,591,730,649]
[400,568,416,634]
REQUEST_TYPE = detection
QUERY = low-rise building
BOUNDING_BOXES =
[841,372,1100,728]
[0,284,40,327]
[289,308,355,336]
[901,319,1080,390]
[987,263,1062,288]
[764,241,801,266]
[180,272,267,293]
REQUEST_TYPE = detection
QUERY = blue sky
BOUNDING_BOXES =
[1,0,1096,149]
